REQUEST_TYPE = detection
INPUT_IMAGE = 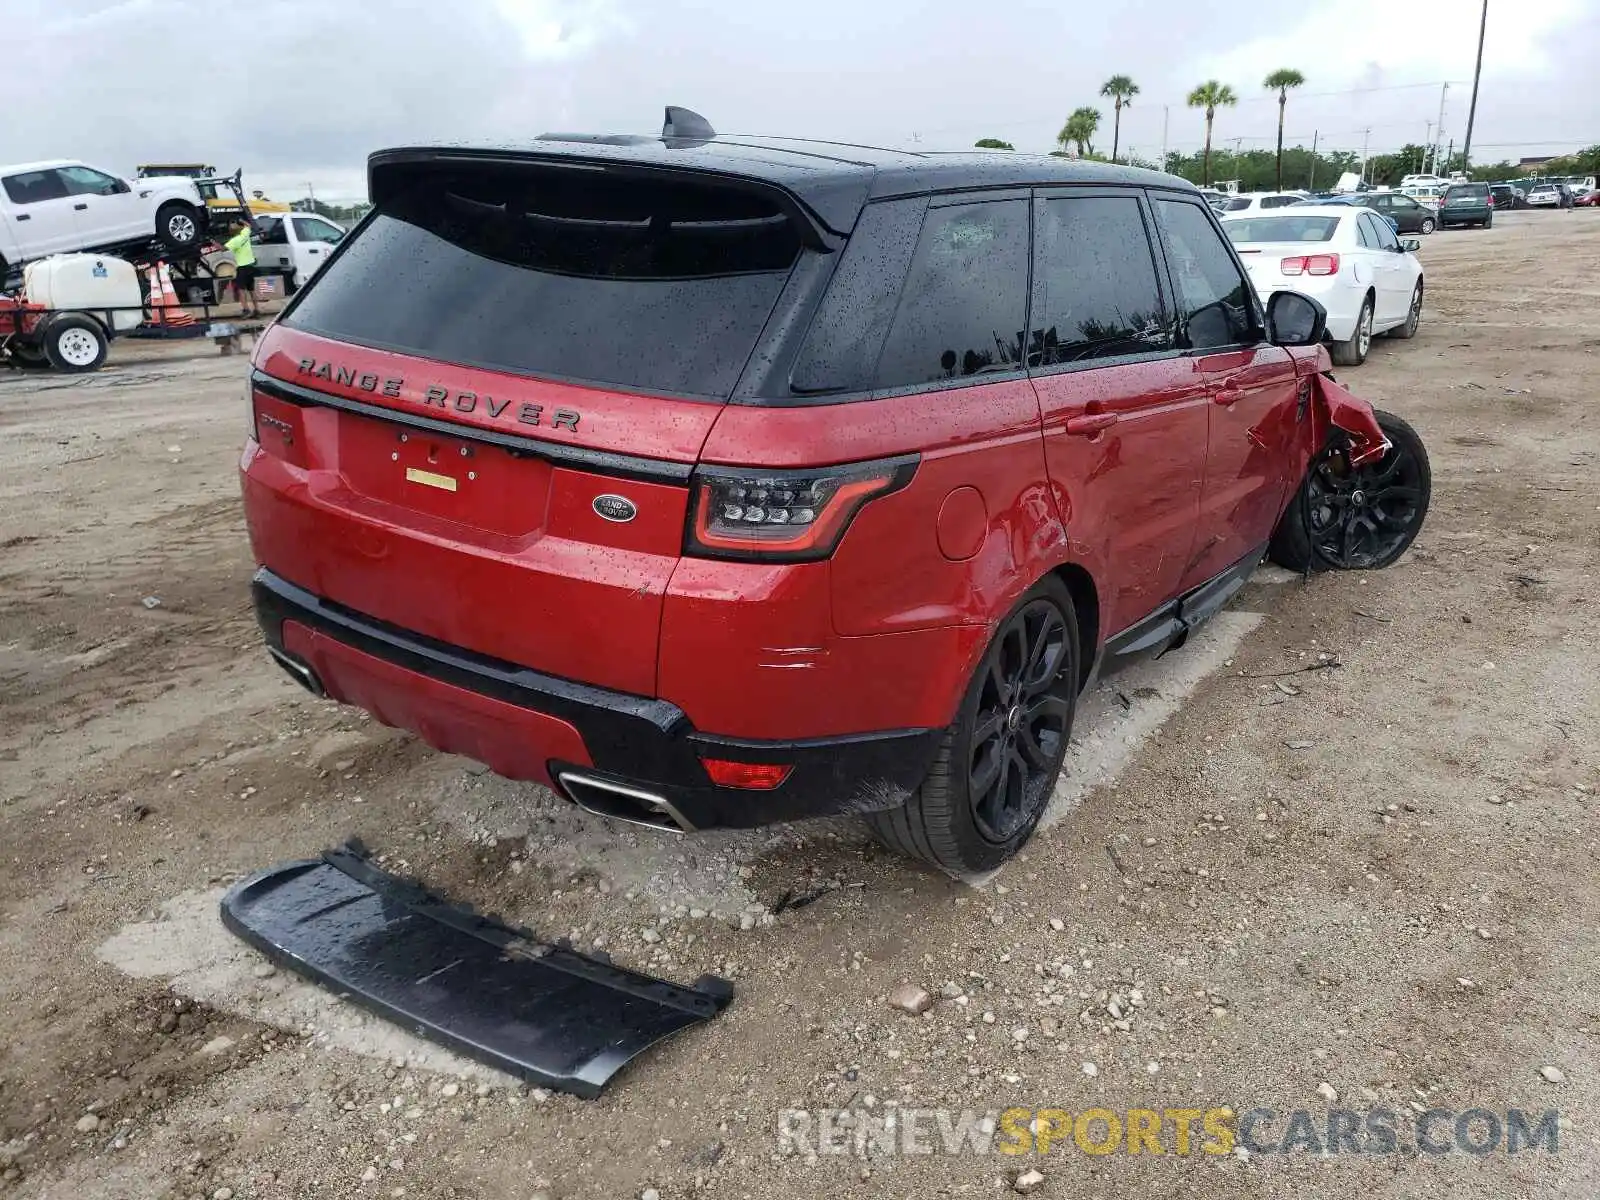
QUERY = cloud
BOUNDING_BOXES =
[3,0,1593,203]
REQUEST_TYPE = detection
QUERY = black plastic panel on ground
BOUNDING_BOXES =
[220,847,732,1099]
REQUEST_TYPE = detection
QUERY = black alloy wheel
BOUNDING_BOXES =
[967,597,1074,843]
[1303,427,1428,569]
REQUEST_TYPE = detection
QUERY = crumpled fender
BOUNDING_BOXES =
[1313,372,1391,467]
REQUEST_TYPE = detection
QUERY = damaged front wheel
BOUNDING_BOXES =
[1270,407,1431,572]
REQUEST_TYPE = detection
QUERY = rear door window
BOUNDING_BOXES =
[285,168,803,400]
[1032,193,1171,366]
[870,198,1029,391]
[3,170,67,205]
[1152,198,1256,350]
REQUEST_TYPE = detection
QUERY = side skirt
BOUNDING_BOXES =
[1090,542,1269,683]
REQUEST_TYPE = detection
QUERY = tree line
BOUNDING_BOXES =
[974,70,1600,191]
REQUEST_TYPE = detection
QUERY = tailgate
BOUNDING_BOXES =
[245,160,807,697]
[248,327,716,697]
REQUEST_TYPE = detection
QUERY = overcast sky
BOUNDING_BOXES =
[9,0,1597,202]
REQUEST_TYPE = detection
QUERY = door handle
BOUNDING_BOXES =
[1213,386,1243,407]
[1064,412,1118,436]
[74,203,88,211]
[15,214,28,221]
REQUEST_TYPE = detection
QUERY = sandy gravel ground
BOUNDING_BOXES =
[1,211,1596,1200]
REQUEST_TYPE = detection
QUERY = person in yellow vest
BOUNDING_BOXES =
[224,219,261,318]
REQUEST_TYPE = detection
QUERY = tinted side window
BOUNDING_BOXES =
[1369,213,1400,250]
[254,216,288,244]
[791,198,924,394]
[3,170,67,205]
[1034,195,1170,366]
[1354,216,1375,248]
[1153,199,1255,350]
[873,199,1028,390]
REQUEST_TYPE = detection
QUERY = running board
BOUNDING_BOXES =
[220,845,733,1099]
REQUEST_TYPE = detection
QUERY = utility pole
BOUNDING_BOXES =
[1462,0,1488,169]
[1447,138,1454,174]
[1161,106,1170,168]
[1440,83,1452,173]
[1309,130,1319,190]
[1424,122,1433,171]
[1360,127,1372,182]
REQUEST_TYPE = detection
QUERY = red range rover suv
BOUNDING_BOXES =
[241,109,1430,876]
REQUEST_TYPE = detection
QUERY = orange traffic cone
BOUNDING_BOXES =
[155,262,196,327]
[144,264,164,326]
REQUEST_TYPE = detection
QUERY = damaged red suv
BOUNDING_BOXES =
[241,108,1430,876]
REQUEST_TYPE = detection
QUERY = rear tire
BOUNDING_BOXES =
[865,577,1079,877]
[41,314,109,372]
[1329,297,1373,367]
[1269,408,1430,572]
[1419,217,1436,234]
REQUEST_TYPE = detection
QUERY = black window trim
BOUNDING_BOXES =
[1025,184,1181,382]
[1145,189,1266,356]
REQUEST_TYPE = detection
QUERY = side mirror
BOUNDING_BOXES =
[1265,291,1327,347]
[1400,237,1421,253]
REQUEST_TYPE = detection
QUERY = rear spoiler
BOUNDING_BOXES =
[367,147,846,250]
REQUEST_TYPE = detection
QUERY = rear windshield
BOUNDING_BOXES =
[1225,216,1339,243]
[1445,184,1489,200]
[285,167,802,399]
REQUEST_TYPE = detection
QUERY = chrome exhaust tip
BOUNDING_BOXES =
[556,771,696,834]
[268,647,324,697]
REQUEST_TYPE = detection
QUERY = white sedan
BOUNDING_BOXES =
[1223,205,1424,366]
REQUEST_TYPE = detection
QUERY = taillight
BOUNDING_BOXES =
[1281,254,1340,277]
[686,455,917,561]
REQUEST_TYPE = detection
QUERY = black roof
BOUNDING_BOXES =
[368,132,1196,237]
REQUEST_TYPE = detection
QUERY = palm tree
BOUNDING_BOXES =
[1100,76,1139,163]
[1263,68,1306,189]
[1187,80,1238,186]
[1058,107,1102,158]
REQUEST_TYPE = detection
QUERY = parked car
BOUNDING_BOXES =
[1291,195,1403,233]
[1489,184,1526,211]
[240,116,1430,875]
[248,212,346,293]
[1525,182,1562,208]
[1220,191,1310,213]
[1400,184,1445,209]
[0,160,206,273]
[1566,175,1595,199]
[1197,188,1230,212]
[1399,173,1449,189]
[1576,187,1600,208]
[1222,206,1424,366]
[1437,181,1494,228]
[1353,191,1438,234]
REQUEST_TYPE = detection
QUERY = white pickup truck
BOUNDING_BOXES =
[248,212,346,293]
[0,160,207,275]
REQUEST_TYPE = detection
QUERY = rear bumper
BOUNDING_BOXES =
[1438,206,1491,223]
[253,569,941,830]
